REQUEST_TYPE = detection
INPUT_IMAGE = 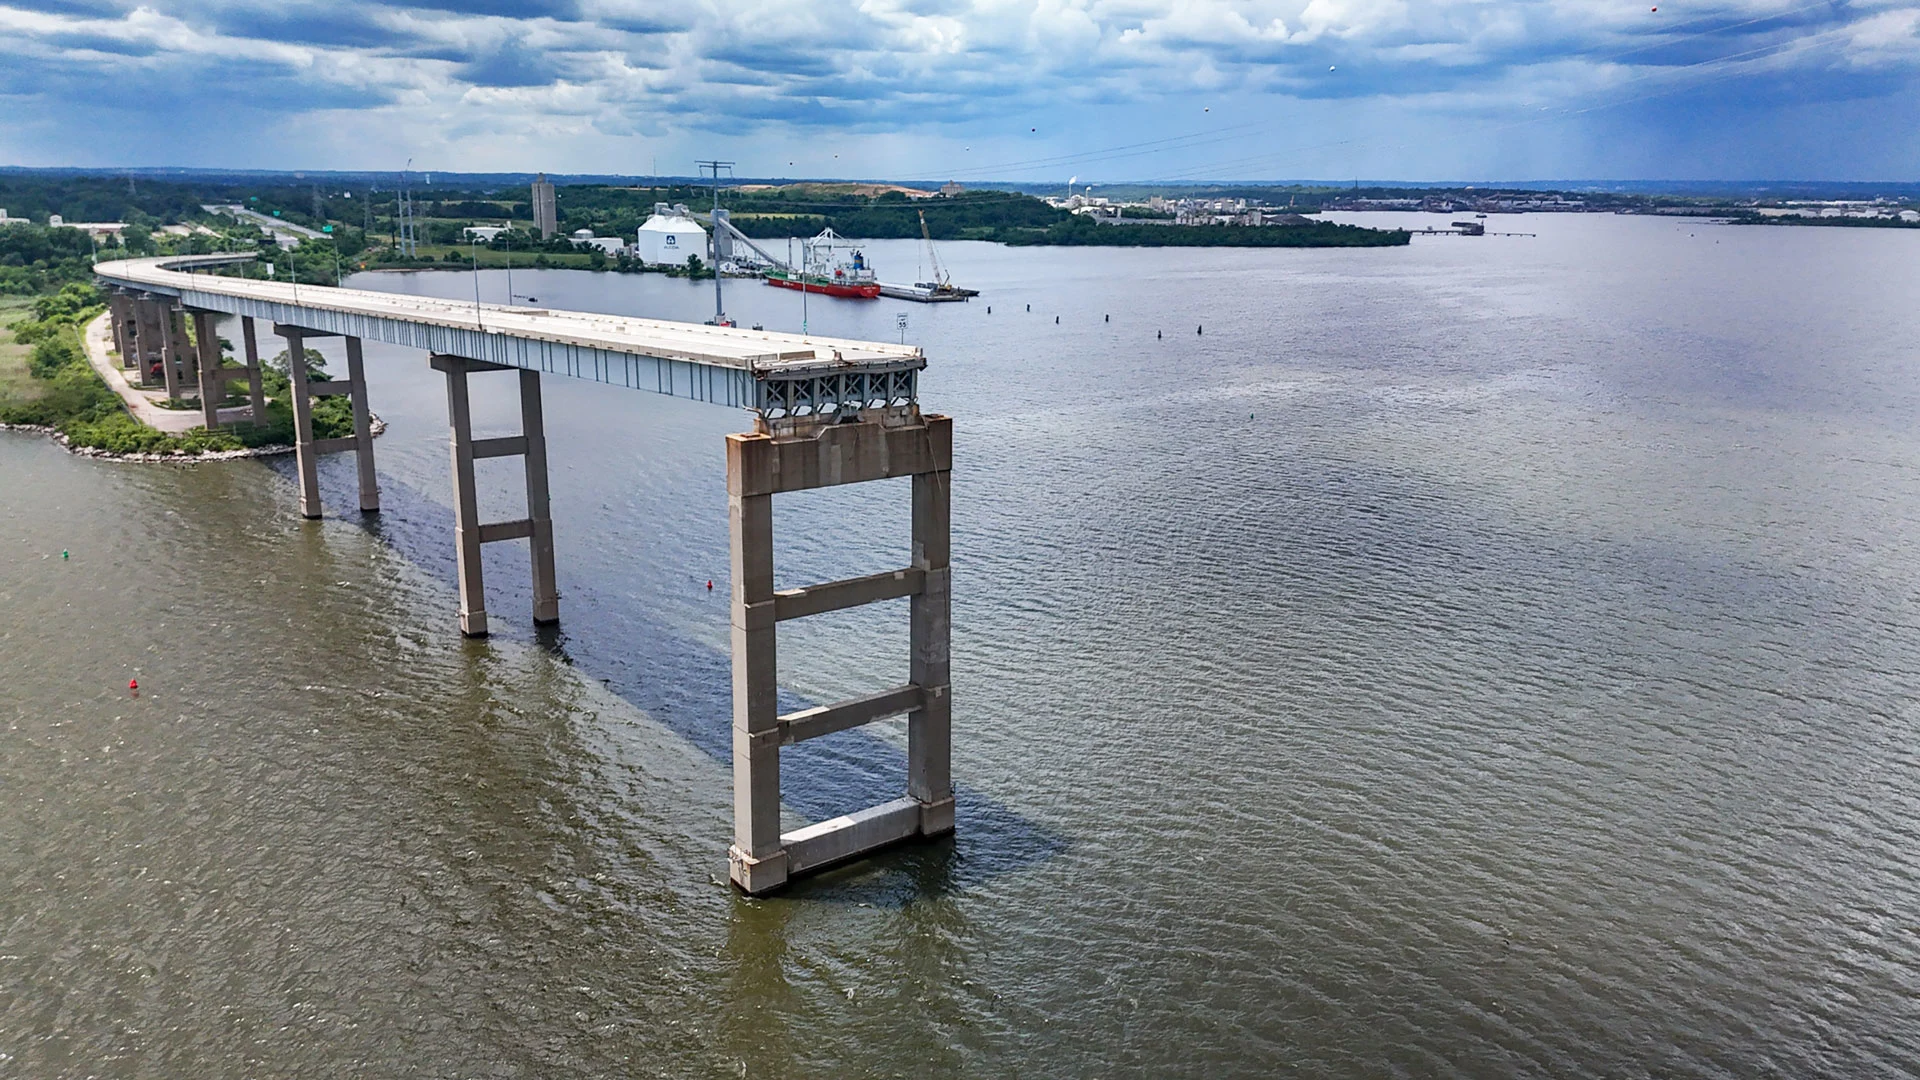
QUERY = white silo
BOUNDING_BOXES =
[636,203,710,267]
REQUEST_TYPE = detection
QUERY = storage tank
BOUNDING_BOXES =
[636,203,709,266]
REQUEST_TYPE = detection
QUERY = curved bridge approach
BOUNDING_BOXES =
[92,253,954,895]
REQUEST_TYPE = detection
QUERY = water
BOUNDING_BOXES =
[5,213,1920,1077]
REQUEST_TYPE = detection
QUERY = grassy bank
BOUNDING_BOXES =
[0,284,353,455]
[0,295,38,403]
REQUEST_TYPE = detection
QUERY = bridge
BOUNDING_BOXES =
[91,253,954,895]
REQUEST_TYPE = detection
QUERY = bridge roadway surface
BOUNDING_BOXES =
[91,254,926,415]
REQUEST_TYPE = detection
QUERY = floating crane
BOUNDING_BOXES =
[920,211,951,291]
[877,211,978,302]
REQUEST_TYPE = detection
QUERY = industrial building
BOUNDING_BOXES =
[531,173,557,239]
[636,203,708,266]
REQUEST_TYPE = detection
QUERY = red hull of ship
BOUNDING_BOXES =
[764,276,881,299]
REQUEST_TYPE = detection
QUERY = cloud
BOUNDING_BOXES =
[457,37,567,85]
[0,0,1913,177]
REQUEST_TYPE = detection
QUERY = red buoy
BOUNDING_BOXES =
[128,678,138,690]
[707,580,714,591]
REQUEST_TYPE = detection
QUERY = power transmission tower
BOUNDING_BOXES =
[397,162,418,257]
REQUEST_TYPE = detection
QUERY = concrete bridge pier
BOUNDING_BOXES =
[162,303,196,400]
[237,317,269,425]
[107,290,135,369]
[187,311,268,431]
[129,295,155,383]
[726,410,954,895]
[430,354,561,637]
[131,295,167,389]
[275,326,379,520]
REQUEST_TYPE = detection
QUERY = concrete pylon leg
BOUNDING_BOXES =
[170,308,196,395]
[727,434,787,893]
[138,298,165,387]
[909,465,955,835]
[520,369,559,624]
[241,317,267,423]
[345,337,380,513]
[158,305,182,400]
[442,359,488,637]
[193,311,221,430]
[281,328,323,520]
[108,292,131,366]
[130,299,152,384]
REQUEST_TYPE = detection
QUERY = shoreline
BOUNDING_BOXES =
[3,310,385,464]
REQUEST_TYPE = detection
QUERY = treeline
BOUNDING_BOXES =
[1725,212,1920,229]
[999,216,1411,247]
[0,225,98,294]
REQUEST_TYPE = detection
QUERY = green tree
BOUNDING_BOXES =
[28,335,84,378]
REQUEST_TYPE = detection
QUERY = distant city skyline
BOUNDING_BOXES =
[2,0,1916,181]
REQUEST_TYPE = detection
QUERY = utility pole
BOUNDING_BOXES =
[398,160,418,258]
[696,158,734,327]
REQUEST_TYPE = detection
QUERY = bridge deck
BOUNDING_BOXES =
[93,254,923,414]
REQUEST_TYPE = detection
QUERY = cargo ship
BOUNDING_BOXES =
[762,228,881,299]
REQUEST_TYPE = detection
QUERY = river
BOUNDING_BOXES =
[4,213,1920,1076]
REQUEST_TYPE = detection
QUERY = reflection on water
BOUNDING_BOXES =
[4,214,1920,1075]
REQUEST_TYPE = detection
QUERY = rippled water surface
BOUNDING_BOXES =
[5,214,1920,1077]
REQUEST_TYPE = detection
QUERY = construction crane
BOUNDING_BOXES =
[918,210,950,290]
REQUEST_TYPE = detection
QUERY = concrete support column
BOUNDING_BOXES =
[157,304,183,399]
[108,292,133,367]
[440,358,488,637]
[430,355,560,636]
[727,433,787,893]
[240,317,268,423]
[722,413,955,894]
[345,336,380,513]
[909,453,955,835]
[520,369,559,624]
[169,306,197,395]
[132,298,162,386]
[192,310,221,430]
[279,327,323,520]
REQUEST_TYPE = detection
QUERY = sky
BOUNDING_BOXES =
[1,0,1917,181]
